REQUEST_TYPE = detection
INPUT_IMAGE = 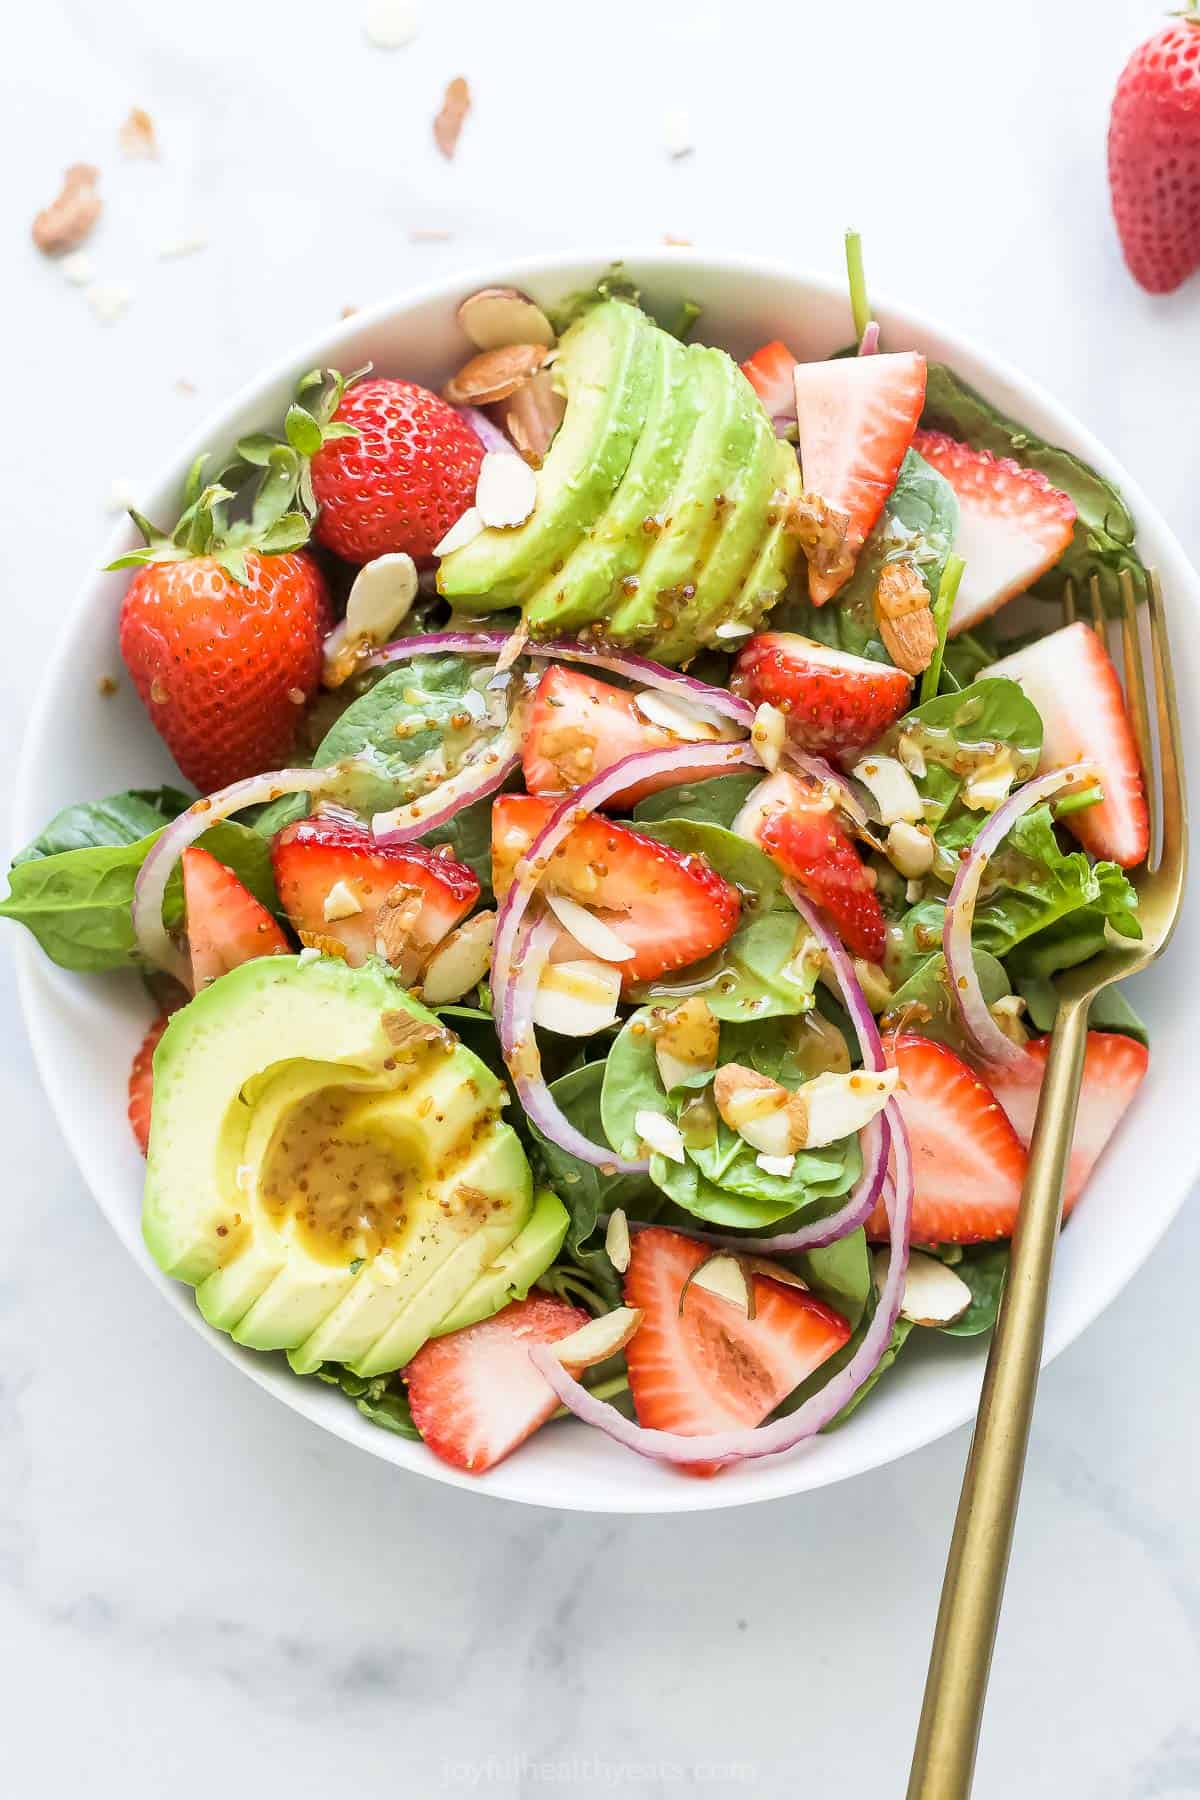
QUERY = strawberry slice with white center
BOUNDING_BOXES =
[492,794,740,987]
[404,1294,590,1474]
[271,816,479,972]
[127,1013,172,1155]
[912,429,1077,633]
[866,1034,1028,1244]
[182,846,289,992]
[990,621,1149,867]
[624,1227,851,1478]
[988,1031,1148,1213]
[793,351,927,604]
[731,632,913,760]
[522,665,730,809]
[734,769,887,962]
[740,339,799,418]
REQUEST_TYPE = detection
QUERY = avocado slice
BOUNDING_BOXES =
[522,331,700,637]
[650,372,780,664]
[603,345,754,652]
[145,956,533,1374]
[430,1187,569,1338]
[437,299,656,608]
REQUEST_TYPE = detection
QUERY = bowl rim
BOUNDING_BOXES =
[13,244,1198,1514]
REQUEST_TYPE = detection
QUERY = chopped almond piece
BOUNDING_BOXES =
[32,164,101,255]
[433,76,471,159]
[785,491,856,588]
[874,559,937,675]
[118,107,159,158]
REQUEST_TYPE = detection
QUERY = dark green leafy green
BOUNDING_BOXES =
[13,786,193,863]
[871,677,1042,828]
[922,362,1148,613]
[1015,975,1149,1045]
[312,1364,420,1438]
[884,943,1012,1056]
[309,657,494,816]
[937,1245,1008,1338]
[632,773,761,831]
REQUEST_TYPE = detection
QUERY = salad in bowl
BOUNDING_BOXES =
[4,245,1160,1489]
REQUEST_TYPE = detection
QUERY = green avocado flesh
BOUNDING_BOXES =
[430,1187,568,1338]
[437,299,801,665]
[143,956,536,1377]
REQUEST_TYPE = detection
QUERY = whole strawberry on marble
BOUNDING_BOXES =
[1109,3,1200,293]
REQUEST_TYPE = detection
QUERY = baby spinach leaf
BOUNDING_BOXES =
[828,1316,915,1424]
[12,786,194,863]
[312,1364,421,1438]
[794,1229,874,1329]
[884,944,1012,1056]
[0,819,277,973]
[632,772,761,831]
[636,817,787,910]
[870,678,1042,828]
[937,1245,1008,1338]
[922,362,1148,612]
[311,656,494,816]
[1015,975,1149,1045]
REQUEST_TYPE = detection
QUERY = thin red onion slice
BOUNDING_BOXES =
[362,632,756,731]
[131,764,362,984]
[498,911,650,1175]
[491,739,763,995]
[784,883,885,1072]
[529,1096,914,1468]
[371,710,525,842]
[453,405,516,457]
[943,762,1098,1071]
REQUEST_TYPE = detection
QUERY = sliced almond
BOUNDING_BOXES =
[545,892,634,963]
[751,701,787,772]
[962,746,1019,813]
[323,552,419,686]
[419,910,496,1006]
[33,164,101,255]
[756,1151,796,1177]
[364,0,421,49]
[443,343,548,407]
[605,1208,631,1275]
[896,731,928,779]
[714,1062,897,1155]
[434,505,484,557]
[496,370,565,467]
[634,1108,686,1164]
[118,107,158,158]
[852,754,924,826]
[653,995,719,1093]
[533,959,622,1037]
[433,75,471,159]
[549,1305,643,1373]
[683,1254,753,1317]
[633,689,731,740]
[885,820,935,879]
[323,879,363,923]
[988,993,1029,1049]
[475,450,537,529]
[873,1248,972,1327]
[457,286,556,352]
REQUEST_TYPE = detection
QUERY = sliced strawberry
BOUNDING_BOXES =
[733,770,886,962]
[182,847,289,992]
[732,632,912,760]
[990,621,1150,868]
[491,794,740,987]
[271,816,479,972]
[866,1034,1028,1244]
[792,352,927,604]
[912,429,1077,632]
[624,1227,851,1478]
[404,1294,590,1474]
[128,1014,172,1155]
[740,339,799,418]
[522,665,728,809]
[988,1032,1148,1214]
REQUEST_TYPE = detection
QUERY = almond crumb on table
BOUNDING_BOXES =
[118,107,158,158]
[433,77,471,159]
[32,164,101,254]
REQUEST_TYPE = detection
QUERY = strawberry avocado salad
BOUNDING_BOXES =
[4,244,1156,1478]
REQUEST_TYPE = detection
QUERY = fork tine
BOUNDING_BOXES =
[1087,571,1107,635]
[1118,566,1155,836]
[1147,568,1185,877]
[1062,576,1077,626]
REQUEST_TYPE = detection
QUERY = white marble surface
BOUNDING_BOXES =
[3,1,1199,1794]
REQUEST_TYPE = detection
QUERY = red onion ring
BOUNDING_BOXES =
[370,710,525,843]
[497,910,650,1175]
[943,762,1098,1071]
[453,405,517,457]
[362,633,756,732]
[491,739,763,995]
[858,322,881,356]
[131,763,364,984]
[529,1095,913,1468]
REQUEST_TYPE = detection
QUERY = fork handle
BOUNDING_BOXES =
[907,997,1091,1799]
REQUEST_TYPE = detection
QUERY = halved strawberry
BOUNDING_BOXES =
[624,1227,851,1478]
[792,352,927,603]
[522,665,728,808]
[733,770,886,962]
[990,621,1149,868]
[740,339,799,418]
[182,847,289,992]
[491,794,740,986]
[731,632,912,760]
[404,1294,590,1474]
[128,1014,172,1155]
[271,816,479,972]
[912,429,1077,633]
[988,1032,1148,1213]
[866,1034,1028,1244]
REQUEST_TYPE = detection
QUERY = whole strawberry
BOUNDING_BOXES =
[1109,5,1200,293]
[309,375,483,565]
[114,469,331,791]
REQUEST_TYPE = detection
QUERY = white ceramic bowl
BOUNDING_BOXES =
[14,250,1198,1514]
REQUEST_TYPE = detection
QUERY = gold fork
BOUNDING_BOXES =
[907,567,1188,1799]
